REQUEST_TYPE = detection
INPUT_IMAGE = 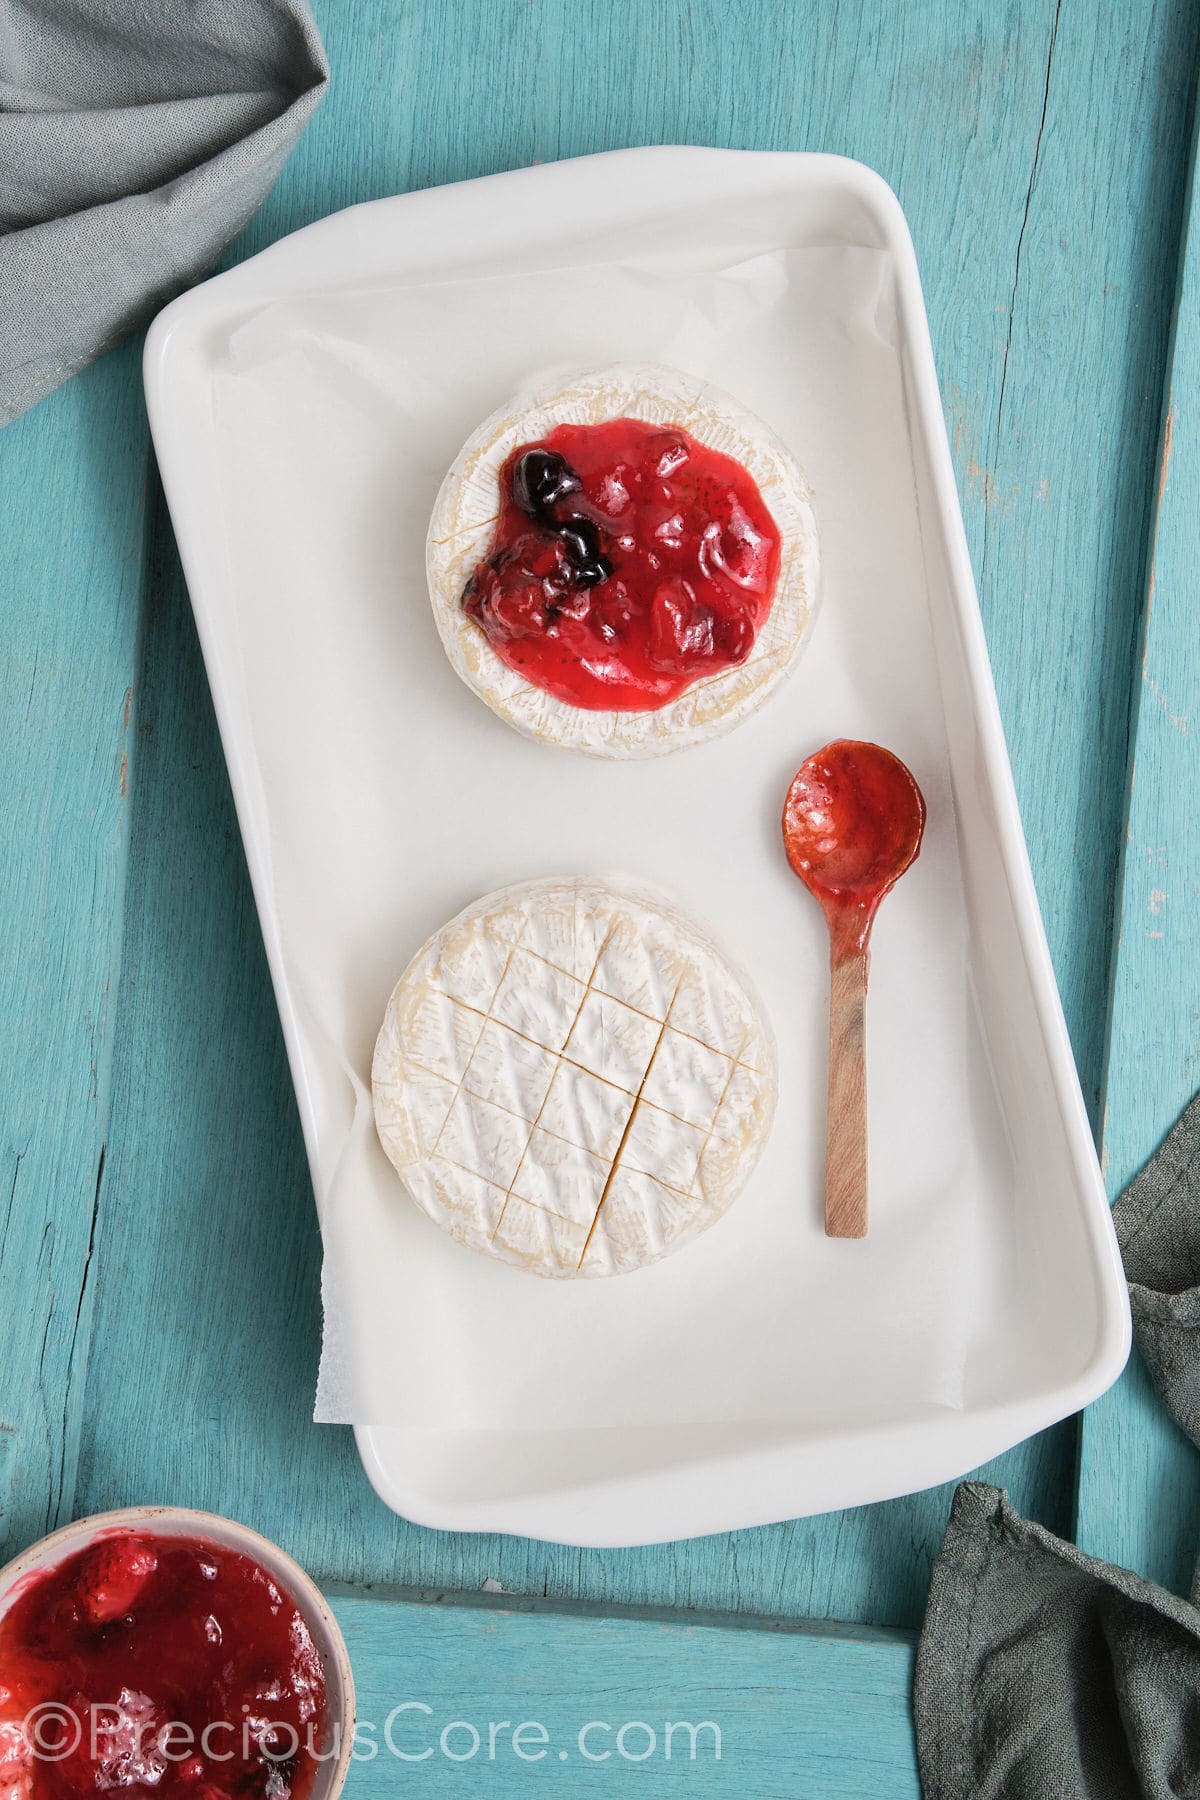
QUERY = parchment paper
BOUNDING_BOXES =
[205,241,1013,1430]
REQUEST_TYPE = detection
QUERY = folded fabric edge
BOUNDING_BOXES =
[0,8,328,426]
[914,1479,1200,1797]
[912,1481,998,1800]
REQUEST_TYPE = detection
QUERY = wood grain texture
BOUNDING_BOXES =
[1,0,1196,1648]
[824,951,869,1239]
[0,346,149,1561]
[328,1590,919,1798]
[1076,106,1200,1596]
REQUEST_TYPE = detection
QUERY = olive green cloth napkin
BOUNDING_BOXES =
[915,1484,1200,1799]
[1114,1089,1200,1451]
[1,0,328,425]
[915,1091,1200,1799]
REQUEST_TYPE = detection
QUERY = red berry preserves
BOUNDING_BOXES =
[0,1532,329,1800]
[463,419,782,710]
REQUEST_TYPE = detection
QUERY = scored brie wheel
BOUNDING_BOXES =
[372,877,776,1278]
[426,363,820,759]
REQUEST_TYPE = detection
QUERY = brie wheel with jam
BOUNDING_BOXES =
[426,364,820,758]
[372,877,776,1278]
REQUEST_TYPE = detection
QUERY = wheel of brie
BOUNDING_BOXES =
[372,877,776,1278]
[426,364,820,758]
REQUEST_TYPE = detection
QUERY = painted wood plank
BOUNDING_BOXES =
[1076,107,1200,1594]
[326,1590,919,1797]
[938,0,1200,1131]
[0,0,1192,1648]
[0,345,149,1560]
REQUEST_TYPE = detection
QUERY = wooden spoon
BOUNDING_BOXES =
[782,740,926,1239]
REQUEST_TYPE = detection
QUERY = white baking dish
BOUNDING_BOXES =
[144,148,1129,1545]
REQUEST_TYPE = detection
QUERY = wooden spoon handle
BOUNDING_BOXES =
[825,948,869,1238]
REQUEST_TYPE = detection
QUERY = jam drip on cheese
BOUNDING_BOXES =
[463,418,782,710]
[0,1531,328,1800]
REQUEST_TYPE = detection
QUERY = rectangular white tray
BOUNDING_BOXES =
[145,148,1128,1546]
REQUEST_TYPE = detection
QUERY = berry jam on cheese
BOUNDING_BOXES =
[0,1531,328,1800]
[463,419,782,710]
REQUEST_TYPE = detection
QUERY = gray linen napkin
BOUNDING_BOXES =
[915,1093,1200,1798]
[914,1484,1200,1799]
[1114,1089,1200,1448]
[0,0,328,424]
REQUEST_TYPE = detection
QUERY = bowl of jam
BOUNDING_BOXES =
[0,1508,353,1800]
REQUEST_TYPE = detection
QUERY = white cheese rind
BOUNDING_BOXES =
[372,877,776,1278]
[426,364,820,759]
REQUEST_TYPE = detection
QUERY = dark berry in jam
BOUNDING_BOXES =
[510,448,581,519]
[0,1531,329,1800]
[463,419,782,710]
[554,519,611,588]
[508,449,612,588]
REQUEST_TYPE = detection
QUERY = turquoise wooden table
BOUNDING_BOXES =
[4,3,1200,1790]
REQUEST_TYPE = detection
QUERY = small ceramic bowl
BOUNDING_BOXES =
[0,1506,354,1800]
